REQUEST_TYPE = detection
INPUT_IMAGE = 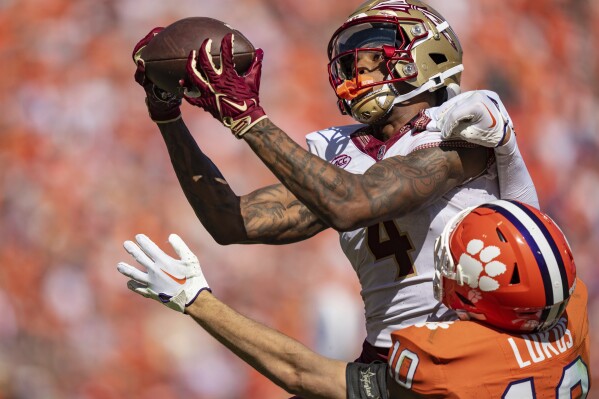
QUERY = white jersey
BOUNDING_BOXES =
[307,121,503,347]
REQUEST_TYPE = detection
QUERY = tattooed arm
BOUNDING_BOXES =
[242,118,490,232]
[157,120,328,245]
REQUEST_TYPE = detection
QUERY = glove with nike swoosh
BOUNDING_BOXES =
[117,234,210,313]
[182,33,267,138]
[435,90,512,147]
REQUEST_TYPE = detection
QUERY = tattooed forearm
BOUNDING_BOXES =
[363,149,458,219]
[246,119,357,223]
[157,120,324,244]
[243,118,471,231]
[241,184,327,244]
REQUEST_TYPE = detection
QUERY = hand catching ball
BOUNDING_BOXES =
[140,17,256,96]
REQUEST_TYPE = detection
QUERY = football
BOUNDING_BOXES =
[141,17,256,96]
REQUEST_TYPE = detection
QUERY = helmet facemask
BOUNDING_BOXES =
[328,2,464,124]
[433,206,475,303]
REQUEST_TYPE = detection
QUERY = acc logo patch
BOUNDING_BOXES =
[331,154,351,168]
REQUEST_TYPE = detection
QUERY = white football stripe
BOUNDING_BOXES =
[491,200,564,302]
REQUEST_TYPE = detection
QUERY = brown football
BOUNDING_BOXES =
[140,17,255,96]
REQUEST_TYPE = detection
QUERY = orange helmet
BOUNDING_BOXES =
[434,200,577,333]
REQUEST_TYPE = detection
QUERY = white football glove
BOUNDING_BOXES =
[427,90,512,147]
[117,234,210,313]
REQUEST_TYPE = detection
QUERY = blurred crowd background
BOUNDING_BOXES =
[0,0,597,398]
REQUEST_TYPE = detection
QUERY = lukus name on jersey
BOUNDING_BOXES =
[507,318,573,369]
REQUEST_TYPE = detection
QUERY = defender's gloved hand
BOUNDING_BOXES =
[117,234,210,313]
[435,91,512,147]
[132,28,182,124]
[183,33,267,138]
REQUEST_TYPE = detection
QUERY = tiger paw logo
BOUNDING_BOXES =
[415,321,454,330]
[459,239,507,295]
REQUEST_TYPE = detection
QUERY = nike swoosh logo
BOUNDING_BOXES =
[221,97,248,112]
[161,269,186,285]
[483,103,497,129]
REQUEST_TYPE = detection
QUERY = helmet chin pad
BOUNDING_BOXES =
[348,84,397,124]
[346,79,441,124]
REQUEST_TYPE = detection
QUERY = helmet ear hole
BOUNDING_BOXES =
[509,263,520,285]
[456,292,474,307]
[496,227,507,242]
[429,53,448,65]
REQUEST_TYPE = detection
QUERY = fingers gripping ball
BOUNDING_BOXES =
[184,34,267,138]
[132,27,165,87]
[139,17,256,96]
[132,27,183,123]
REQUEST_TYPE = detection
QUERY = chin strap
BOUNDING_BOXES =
[390,63,465,106]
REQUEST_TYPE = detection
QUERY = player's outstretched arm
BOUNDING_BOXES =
[134,32,326,245]
[190,292,413,399]
[188,292,348,399]
[117,234,347,399]
[242,118,489,231]
[157,120,327,244]
[180,36,489,231]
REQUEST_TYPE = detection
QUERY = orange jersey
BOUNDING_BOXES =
[387,279,591,398]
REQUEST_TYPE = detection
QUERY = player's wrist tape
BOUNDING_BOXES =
[346,361,389,399]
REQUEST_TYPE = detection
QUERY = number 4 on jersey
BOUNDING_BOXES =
[367,221,415,280]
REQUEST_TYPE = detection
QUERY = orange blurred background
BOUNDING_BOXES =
[0,0,597,398]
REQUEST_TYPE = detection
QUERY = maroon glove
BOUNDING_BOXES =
[183,33,267,138]
[132,28,182,124]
